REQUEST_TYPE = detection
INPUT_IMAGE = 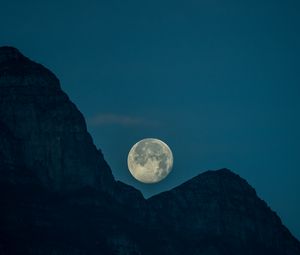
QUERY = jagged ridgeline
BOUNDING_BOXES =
[0,47,299,255]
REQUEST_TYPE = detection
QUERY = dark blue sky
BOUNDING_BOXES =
[1,0,299,238]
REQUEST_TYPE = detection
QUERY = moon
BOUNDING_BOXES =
[127,138,173,184]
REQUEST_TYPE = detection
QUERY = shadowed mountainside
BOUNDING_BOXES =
[0,46,299,255]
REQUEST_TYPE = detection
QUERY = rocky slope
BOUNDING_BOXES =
[148,169,300,254]
[0,46,299,255]
[0,46,115,192]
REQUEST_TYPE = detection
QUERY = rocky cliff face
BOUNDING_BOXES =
[0,46,299,255]
[0,47,114,192]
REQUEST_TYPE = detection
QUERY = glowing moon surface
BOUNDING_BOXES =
[127,138,173,183]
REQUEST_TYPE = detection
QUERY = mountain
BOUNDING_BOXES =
[148,169,300,254]
[0,46,299,255]
[0,46,115,192]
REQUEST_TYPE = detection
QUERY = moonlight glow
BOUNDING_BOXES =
[127,138,173,184]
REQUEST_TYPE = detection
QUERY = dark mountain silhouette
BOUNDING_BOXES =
[0,46,299,255]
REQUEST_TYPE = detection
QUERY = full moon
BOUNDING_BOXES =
[127,138,173,184]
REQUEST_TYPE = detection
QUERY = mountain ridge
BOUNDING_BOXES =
[0,46,299,255]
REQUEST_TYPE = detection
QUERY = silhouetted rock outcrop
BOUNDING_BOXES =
[147,169,300,254]
[0,46,299,255]
[0,47,114,192]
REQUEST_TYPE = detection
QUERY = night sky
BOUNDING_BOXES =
[1,0,299,239]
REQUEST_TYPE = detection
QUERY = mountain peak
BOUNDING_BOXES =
[0,46,24,64]
[0,46,60,89]
[168,168,255,194]
[148,168,300,254]
[0,46,114,191]
[148,168,257,206]
[197,167,238,178]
